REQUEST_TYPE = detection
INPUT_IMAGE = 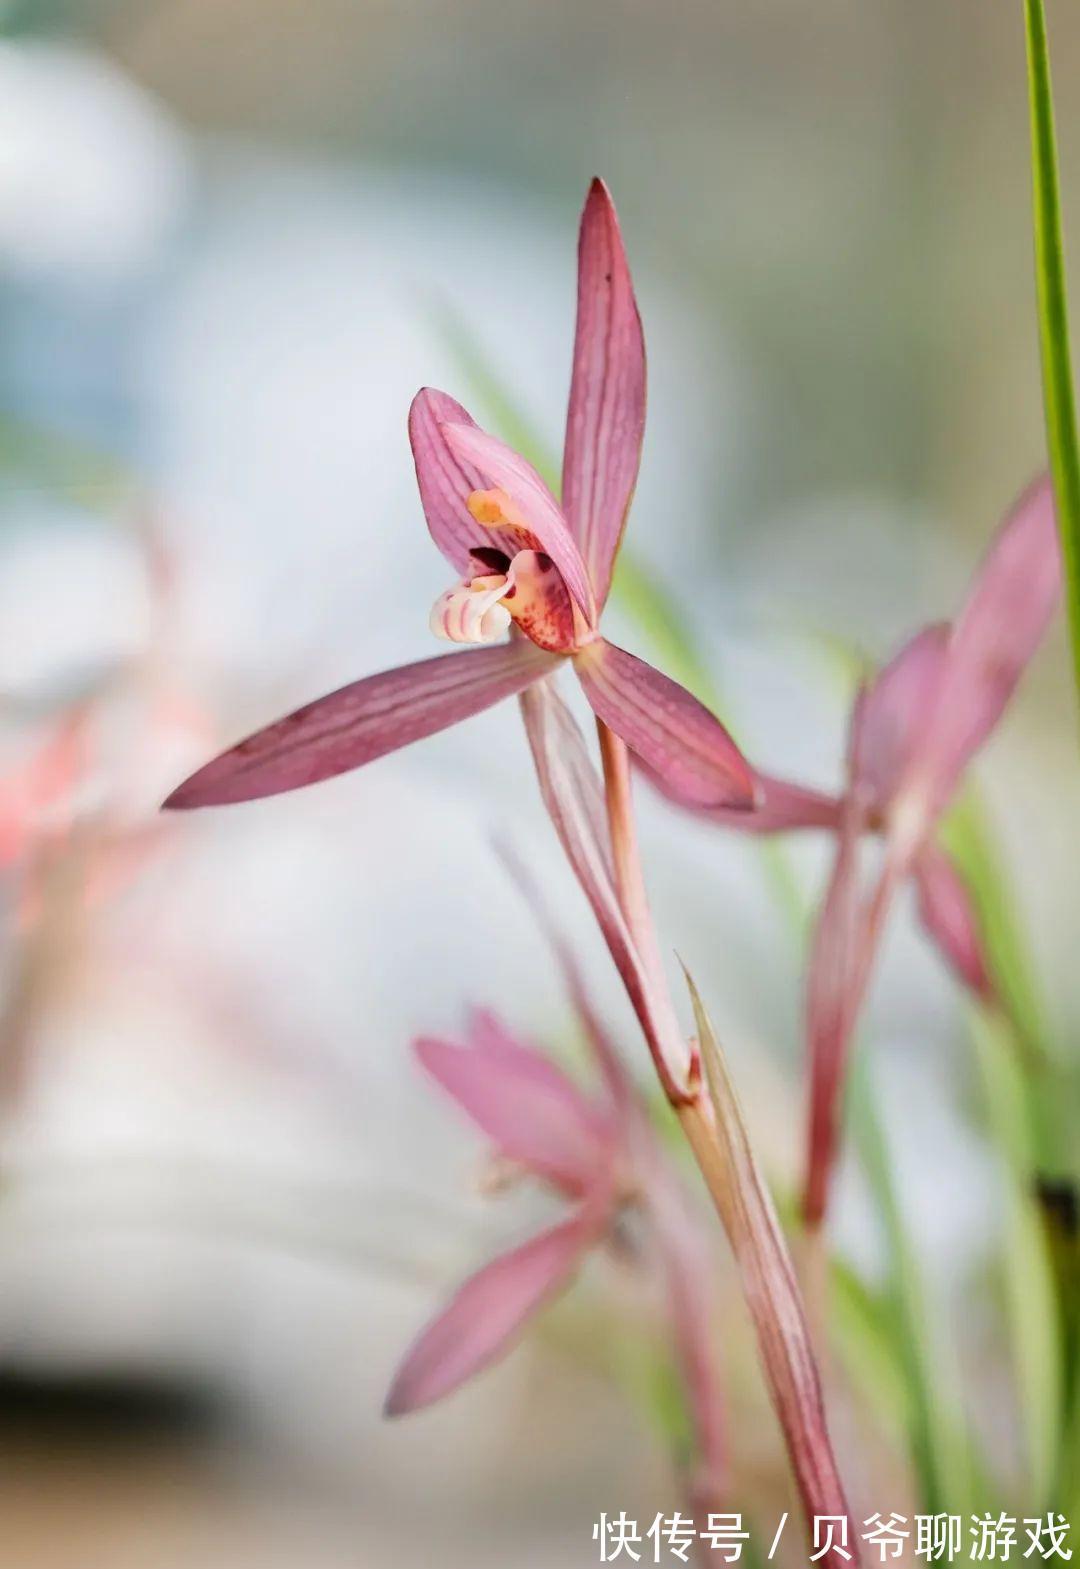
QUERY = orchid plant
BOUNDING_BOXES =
[167,178,859,1557]
[5,10,1078,1529]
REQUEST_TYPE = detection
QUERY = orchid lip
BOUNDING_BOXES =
[429,571,516,645]
[430,544,580,654]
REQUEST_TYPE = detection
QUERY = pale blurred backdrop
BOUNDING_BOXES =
[0,1,1078,1564]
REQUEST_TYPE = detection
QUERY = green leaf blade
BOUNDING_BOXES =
[1025,0,1080,707]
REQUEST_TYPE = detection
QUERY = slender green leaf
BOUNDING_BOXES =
[849,1052,979,1515]
[971,1008,1063,1505]
[1024,0,1080,705]
[941,789,1052,1069]
[941,787,1078,1189]
[424,303,560,491]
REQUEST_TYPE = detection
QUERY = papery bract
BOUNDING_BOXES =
[683,968,858,1568]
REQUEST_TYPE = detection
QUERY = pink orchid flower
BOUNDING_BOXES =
[384,1000,727,1507]
[164,180,755,814]
[648,477,1061,1222]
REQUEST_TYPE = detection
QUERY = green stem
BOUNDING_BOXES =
[1024,0,1080,704]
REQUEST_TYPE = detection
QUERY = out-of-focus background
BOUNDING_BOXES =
[0,2,1078,1564]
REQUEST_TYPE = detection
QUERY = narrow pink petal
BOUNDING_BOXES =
[561,178,646,608]
[408,388,526,573]
[684,970,858,1563]
[163,641,560,809]
[574,639,757,810]
[723,776,842,833]
[853,624,950,808]
[803,790,877,1228]
[915,474,1060,813]
[913,844,993,1000]
[466,1003,621,1100]
[413,1029,615,1195]
[519,676,693,1100]
[441,422,596,621]
[642,761,843,834]
[383,1213,594,1415]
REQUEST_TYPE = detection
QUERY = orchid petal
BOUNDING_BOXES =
[913,844,994,1000]
[408,388,525,573]
[854,624,950,808]
[643,762,842,834]
[383,1212,595,1415]
[414,1028,615,1195]
[803,789,875,1228]
[519,676,692,1100]
[574,639,757,811]
[683,970,857,1561]
[441,422,596,621]
[915,474,1061,813]
[719,775,842,833]
[561,178,646,608]
[164,641,559,809]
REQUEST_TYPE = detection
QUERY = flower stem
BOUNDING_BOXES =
[595,719,675,1012]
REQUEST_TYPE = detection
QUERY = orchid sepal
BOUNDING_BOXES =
[163,640,560,809]
[574,638,758,811]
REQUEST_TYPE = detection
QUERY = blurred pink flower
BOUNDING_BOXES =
[383,1009,622,1415]
[0,517,213,1108]
[650,476,1061,1223]
[384,998,727,1506]
[165,180,755,814]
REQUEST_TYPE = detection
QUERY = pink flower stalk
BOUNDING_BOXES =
[648,476,1061,1225]
[384,1000,727,1510]
[163,180,756,815]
